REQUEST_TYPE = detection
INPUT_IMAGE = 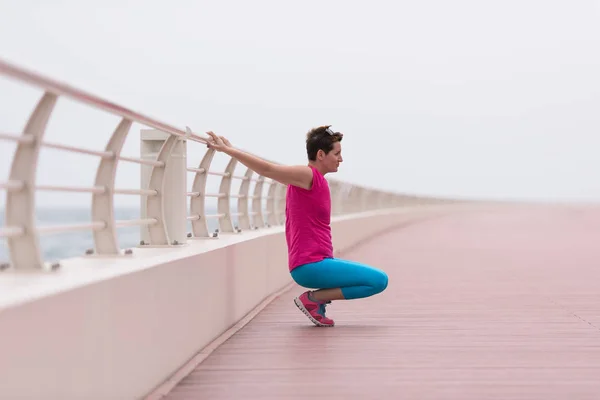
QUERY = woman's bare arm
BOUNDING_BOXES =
[205,131,313,190]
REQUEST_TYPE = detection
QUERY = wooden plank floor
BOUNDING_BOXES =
[163,206,600,399]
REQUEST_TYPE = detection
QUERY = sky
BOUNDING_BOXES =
[1,0,600,207]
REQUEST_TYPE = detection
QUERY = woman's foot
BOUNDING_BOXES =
[293,291,335,327]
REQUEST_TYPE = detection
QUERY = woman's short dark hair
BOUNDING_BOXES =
[306,125,343,161]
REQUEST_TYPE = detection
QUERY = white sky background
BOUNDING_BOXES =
[1,0,600,208]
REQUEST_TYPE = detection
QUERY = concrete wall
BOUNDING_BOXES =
[0,207,452,400]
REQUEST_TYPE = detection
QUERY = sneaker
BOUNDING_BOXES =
[293,291,334,327]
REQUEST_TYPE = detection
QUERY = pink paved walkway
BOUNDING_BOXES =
[163,205,600,399]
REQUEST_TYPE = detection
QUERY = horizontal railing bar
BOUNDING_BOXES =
[248,211,259,216]
[187,215,201,221]
[114,188,158,196]
[118,155,164,167]
[186,167,206,174]
[231,175,250,180]
[229,194,246,199]
[205,213,225,219]
[187,192,201,197]
[36,185,106,194]
[0,180,25,191]
[206,171,231,178]
[204,193,226,198]
[0,58,209,145]
[229,212,244,217]
[0,132,35,144]
[0,226,25,238]
[37,222,106,235]
[42,140,114,158]
[114,218,158,228]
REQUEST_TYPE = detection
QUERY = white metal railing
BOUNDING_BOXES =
[0,58,447,271]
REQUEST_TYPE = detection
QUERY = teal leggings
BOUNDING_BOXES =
[290,258,389,300]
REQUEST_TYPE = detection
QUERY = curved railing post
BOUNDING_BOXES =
[274,183,286,225]
[376,191,384,209]
[265,179,278,227]
[347,186,357,213]
[367,190,378,211]
[189,148,216,238]
[359,188,368,211]
[7,92,57,270]
[92,118,132,254]
[354,187,363,212]
[140,129,188,246]
[336,181,352,215]
[236,168,253,231]
[217,157,237,233]
[394,194,403,207]
[349,186,356,212]
[329,180,341,215]
[251,176,265,229]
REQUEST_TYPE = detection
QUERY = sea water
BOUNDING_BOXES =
[0,206,224,263]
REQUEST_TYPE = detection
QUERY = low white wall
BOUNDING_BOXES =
[0,206,454,400]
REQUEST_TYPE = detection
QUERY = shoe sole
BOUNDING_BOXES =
[293,297,334,327]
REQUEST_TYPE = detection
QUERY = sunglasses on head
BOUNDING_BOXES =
[325,127,342,137]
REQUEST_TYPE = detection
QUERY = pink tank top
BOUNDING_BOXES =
[285,166,333,271]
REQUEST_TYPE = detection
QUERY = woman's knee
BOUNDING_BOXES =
[372,270,389,294]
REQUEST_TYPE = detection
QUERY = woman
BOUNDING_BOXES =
[206,126,388,327]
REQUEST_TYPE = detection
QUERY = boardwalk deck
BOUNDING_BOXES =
[162,206,600,399]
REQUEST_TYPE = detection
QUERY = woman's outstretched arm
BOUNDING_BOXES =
[205,131,313,190]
